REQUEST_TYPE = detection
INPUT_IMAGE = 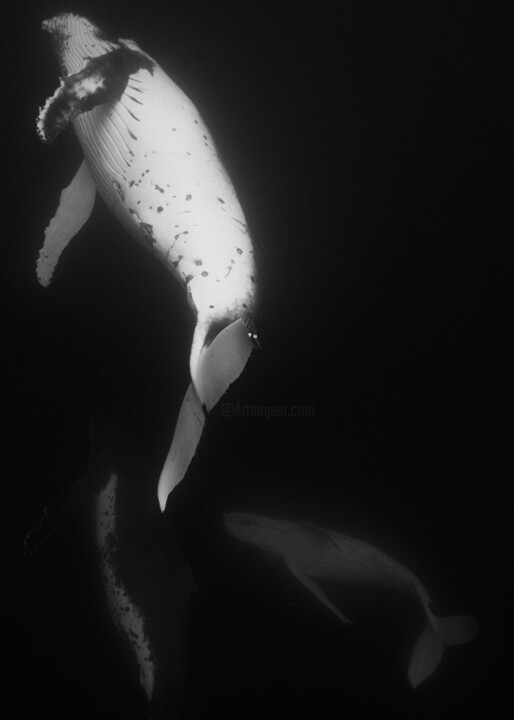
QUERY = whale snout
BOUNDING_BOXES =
[42,13,99,36]
[40,14,113,77]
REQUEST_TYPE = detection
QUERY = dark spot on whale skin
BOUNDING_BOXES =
[184,274,194,284]
[154,184,165,193]
[201,271,209,277]
[209,304,215,309]
[194,259,203,266]
[129,180,135,187]
[174,230,189,240]
[139,222,155,246]
[236,247,243,255]
[157,206,164,212]
[117,43,155,76]
[128,129,138,140]
[186,194,192,201]
[217,197,225,204]
[112,179,125,201]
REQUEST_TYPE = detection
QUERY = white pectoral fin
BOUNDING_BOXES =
[191,318,255,412]
[287,563,353,625]
[157,383,206,512]
[36,160,96,286]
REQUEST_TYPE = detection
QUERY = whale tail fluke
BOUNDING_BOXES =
[190,317,256,413]
[408,614,479,688]
[157,382,205,512]
[157,318,256,512]
[433,613,479,646]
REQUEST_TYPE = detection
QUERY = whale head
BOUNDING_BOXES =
[42,13,117,76]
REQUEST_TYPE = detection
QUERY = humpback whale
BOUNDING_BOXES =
[224,511,479,688]
[36,13,259,510]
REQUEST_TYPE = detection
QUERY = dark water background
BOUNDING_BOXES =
[2,1,511,717]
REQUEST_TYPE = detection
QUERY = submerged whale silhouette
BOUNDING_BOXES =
[24,413,196,719]
[91,414,196,718]
[224,511,478,688]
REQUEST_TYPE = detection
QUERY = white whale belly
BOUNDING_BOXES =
[73,61,256,318]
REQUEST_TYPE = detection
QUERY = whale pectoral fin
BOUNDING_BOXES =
[23,473,91,556]
[287,562,353,625]
[37,159,96,286]
[157,383,206,512]
[192,317,255,412]
[37,48,154,144]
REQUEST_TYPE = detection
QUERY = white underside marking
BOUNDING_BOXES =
[95,472,155,699]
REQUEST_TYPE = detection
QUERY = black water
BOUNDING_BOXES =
[3,1,510,717]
